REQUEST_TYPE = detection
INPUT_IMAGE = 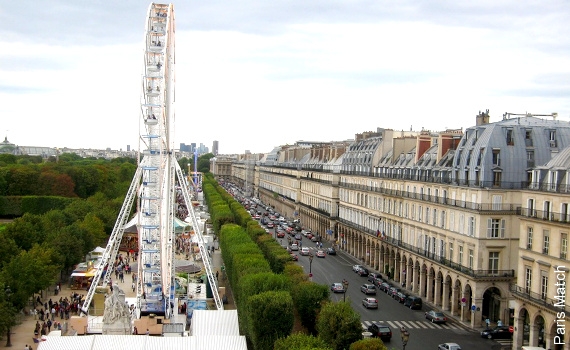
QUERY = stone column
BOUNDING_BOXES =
[529,324,539,347]
[426,271,434,302]
[451,286,458,316]
[410,265,417,292]
[406,262,413,290]
[394,256,400,282]
[512,314,524,350]
[434,275,442,307]
[442,280,450,311]
[383,252,390,276]
[419,269,426,297]
[470,297,482,328]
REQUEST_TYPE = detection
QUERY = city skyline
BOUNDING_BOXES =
[3,1,570,154]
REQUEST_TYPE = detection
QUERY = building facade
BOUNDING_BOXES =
[218,112,570,350]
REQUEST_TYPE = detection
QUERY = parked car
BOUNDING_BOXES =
[378,282,391,292]
[357,267,369,276]
[352,265,365,273]
[326,247,336,255]
[362,297,379,309]
[367,272,382,283]
[403,296,422,310]
[387,286,400,297]
[360,284,377,295]
[437,343,461,350]
[316,250,326,258]
[372,277,384,287]
[330,283,345,293]
[367,323,392,342]
[394,291,407,303]
[300,247,310,256]
[480,326,513,340]
[425,310,447,324]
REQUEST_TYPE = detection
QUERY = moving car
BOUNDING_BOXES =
[438,343,461,350]
[290,243,299,251]
[290,253,298,261]
[362,297,378,309]
[330,283,345,293]
[360,284,377,295]
[300,247,310,256]
[326,247,336,255]
[480,326,513,340]
[403,296,422,310]
[425,310,447,324]
[367,323,391,342]
[316,250,326,258]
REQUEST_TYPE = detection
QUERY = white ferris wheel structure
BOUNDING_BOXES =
[82,2,222,321]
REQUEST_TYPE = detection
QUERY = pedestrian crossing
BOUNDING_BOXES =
[361,320,461,331]
[494,339,513,346]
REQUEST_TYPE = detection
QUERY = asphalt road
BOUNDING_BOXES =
[245,201,508,350]
[293,239,506,350]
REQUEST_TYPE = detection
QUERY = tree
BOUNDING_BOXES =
[292,282,330,334]
[274,332,332,350]
[247,290,294,350]
[316,301,363,350]
[349,338,387,350]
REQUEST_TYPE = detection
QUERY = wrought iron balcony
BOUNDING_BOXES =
[510,284,568,313]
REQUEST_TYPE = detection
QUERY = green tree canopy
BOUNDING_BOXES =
[349,338,388,350]
[274,332,332,350]
[316,301,363,350]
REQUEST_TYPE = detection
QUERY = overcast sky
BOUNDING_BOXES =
[2,1,570,155]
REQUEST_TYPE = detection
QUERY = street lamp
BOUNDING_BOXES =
[342,279,349,302]
[400,326,410,350]
[308,253,314,278]
[5,285,12,347]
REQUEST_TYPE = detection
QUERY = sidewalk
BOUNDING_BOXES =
[1,247,232,350]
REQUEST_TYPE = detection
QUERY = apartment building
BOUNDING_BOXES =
[221,112,570,350]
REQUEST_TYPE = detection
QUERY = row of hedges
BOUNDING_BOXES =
[203,175,370,350]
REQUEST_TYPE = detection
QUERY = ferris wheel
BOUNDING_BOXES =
[137,2,176,318]
[82,3,221,324]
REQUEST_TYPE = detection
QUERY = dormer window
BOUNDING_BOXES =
[506,128,514,146]
[549,130,557,148]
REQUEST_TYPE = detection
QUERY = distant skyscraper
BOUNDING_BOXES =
[127,145,131,152]
[212,140,219,155]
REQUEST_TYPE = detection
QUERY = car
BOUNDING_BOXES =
[306,233,314,240]
[352,265,365,273]
[290,243,299,251]
[266,222,275,228]
[316,250,326,258]
[437,343,461,350]
[372,277,384,287]
[425,310,447,323]
[290,253,298,261]
[278,216,286,222]
[378,282,391,292]
[480,326,513,340]
[311,235,320,242]
[387,286,400,297]
[394,291,407,303]
[403,296,422,310]
[330,283,345,293]
[300,247,310,256]
[294,234,302,240]
[326,247,336,255]
[362,297,379,309]
[277,231,285,238]
[367,323,392,341]
[357,268,369,277]
[367,272,382,283]
[360,284,377,295]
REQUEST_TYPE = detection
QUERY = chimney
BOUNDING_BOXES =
[476,109,490,126]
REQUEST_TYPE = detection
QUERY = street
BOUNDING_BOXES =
[294,241,506,350]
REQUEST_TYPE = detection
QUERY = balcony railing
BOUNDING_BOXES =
[339,182,518,212]
[338,219,515,280]
[518,207,570,225]
[510,284,568,313]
